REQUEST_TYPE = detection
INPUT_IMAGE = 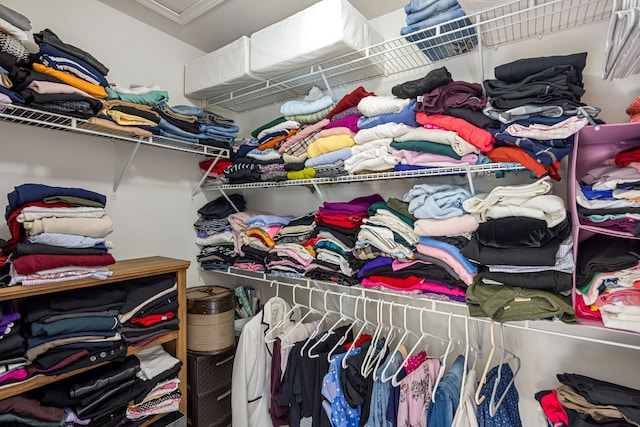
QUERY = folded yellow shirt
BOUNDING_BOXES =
[306,134,355,158]
[245,228,275,248]
[287,167,316,180]
[32,63,107,99]
[100,109,157,127]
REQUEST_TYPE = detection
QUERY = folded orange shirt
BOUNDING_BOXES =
[32,63,107,99]
[259,128,297,151]
[486,146,561,181]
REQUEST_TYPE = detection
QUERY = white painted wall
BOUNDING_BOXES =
[0,0,235,285]
[1,1,640,426]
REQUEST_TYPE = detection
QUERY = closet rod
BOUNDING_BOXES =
[214,268,640,352]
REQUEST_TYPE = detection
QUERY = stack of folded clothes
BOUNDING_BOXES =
[243,213,295,274]
[87,100,238,149]
[357,182,475,301]
[4,183,116,287]
[574,233,640,332]
[266,212,318,277]
[306,194,383,285]
[482,52,593,179]
[462,178,578,324]
[274,212,317,245]
[22,284,127,381]
[117,273,180,346]
[400,0,477,62]
[575,149,640,235]
[194,194,246,271]
[537,373,640,426]
[25,345,182,426]
[0,301,27,386]
[228,209,274,272]
[281,86,335,125]
[0,24,107,117]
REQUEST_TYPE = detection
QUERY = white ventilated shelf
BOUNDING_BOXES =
[205,0,612,112]
[212,266,640,351]
[0,103,230,159]
[202,163,526,191]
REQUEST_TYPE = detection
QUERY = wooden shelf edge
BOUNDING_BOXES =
[0,256,190,301]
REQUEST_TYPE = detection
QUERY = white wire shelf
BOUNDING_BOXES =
[210,267,640,351]
[0,103,230,159]
[205,0,612,112]
[201,162,527,191]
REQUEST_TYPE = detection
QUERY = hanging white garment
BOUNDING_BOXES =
[452,369,479,427]
[232,297,293,427]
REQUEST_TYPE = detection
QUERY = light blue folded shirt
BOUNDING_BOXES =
[246,214,295,227]
[418,236,477,274]
[305,147,353,167]
[281,93,334,116]
[403,183,471,219]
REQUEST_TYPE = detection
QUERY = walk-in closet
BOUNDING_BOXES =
[1,0,639,426]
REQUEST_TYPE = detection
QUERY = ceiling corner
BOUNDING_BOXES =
[135,0,226,25]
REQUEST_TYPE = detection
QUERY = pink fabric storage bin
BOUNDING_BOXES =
[568,122,640,325]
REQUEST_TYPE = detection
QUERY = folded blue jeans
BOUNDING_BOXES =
[162,103,205,117]
[405,0,459,25]
[401,3,467,33]
[401,5,477,62]
[158,117,234,143]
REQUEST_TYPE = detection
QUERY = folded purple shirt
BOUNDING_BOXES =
[320,194,384,215]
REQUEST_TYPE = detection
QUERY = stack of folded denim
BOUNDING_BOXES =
[400,0,477,62]
[148,103,238,149]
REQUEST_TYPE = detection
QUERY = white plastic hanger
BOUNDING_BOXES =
[381,305,420,384]
[474,321,521,409]
[488,323,521,416]
[326,296,364,362]
[279,288,320,349]
[360,299,384,376]
[389,307,434,387]
[269,280,280,299]
[431,313,456,403]
[307,293,352,359]
[371,302,401,381]
[299,291,331,356]
[603,0,640,79]
[341,296,376,369]
[456,314,471,415]
[264,284,303,344]
[475,320,499,405]
[362,300,395,378]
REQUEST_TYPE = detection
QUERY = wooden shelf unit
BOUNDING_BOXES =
[0,256,190,420]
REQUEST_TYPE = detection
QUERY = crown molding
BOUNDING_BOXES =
[135,0,226,25]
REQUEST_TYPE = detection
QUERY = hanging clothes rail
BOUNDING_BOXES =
[217,267,640,352]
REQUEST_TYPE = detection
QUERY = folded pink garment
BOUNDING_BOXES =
[324,115,360,133]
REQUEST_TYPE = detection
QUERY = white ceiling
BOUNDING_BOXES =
[98,0,405,53]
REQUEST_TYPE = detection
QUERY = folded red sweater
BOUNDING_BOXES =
[416,113,494,152]
[13,253,116,275]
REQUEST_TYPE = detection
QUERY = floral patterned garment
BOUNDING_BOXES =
[396,357,441,427]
